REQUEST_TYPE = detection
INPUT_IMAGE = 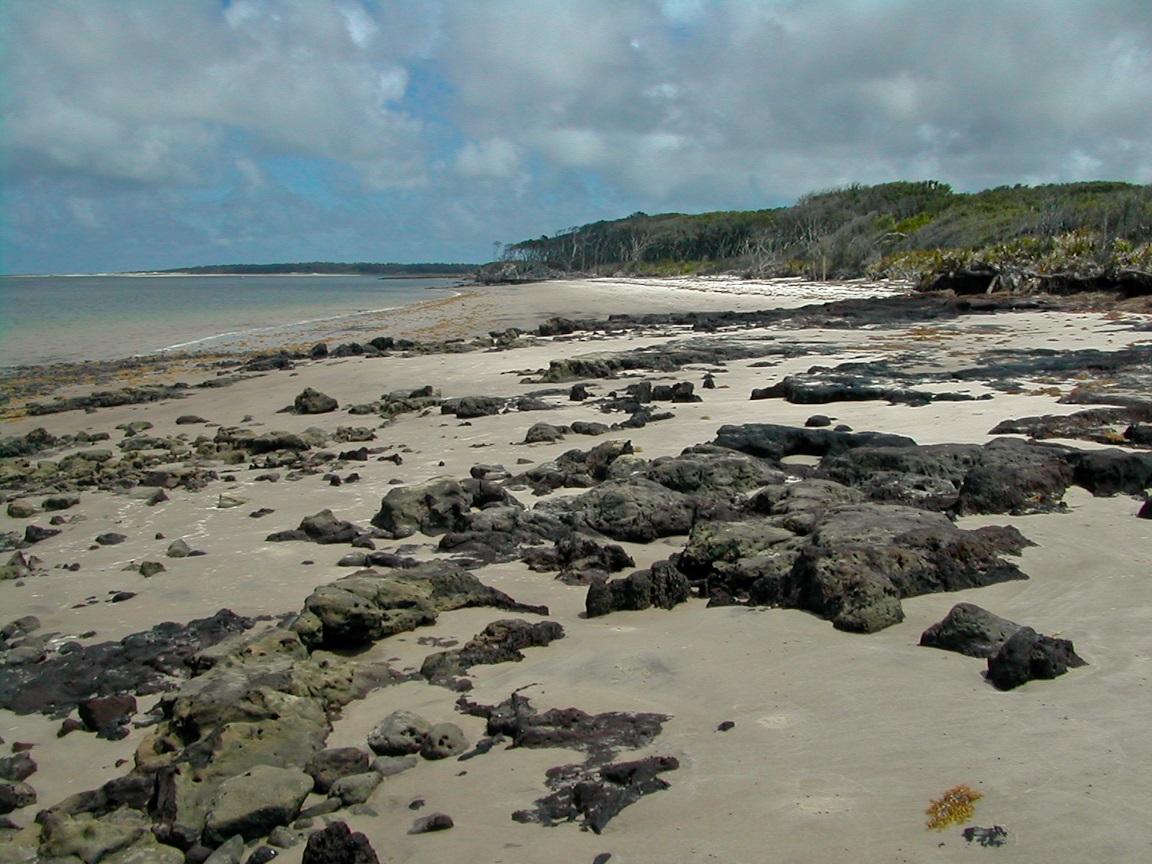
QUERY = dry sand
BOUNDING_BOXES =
[2,277,1151,863]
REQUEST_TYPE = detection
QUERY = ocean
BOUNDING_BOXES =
[0,274,461,368]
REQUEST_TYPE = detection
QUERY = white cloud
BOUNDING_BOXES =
[2,0,429,188]
[455,139,521,179]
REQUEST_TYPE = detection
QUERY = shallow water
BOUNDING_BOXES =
[0,274,459,367]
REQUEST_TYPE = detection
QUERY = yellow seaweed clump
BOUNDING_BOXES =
[925,784,984,830]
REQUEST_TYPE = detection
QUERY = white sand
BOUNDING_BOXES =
[1,278,1150,862]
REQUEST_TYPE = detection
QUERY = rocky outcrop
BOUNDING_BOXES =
[201,765,313,844]
[0,609,255,716]
[537,478,695,542]
[292,561,548,650]
[714,423,917,462]
[585,562,691,618]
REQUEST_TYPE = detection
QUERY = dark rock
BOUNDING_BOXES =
[805,415,832,428]
[569,384,590,401]
[1068,448,1152,496]
[459,692,667,762]
[294,388,338,415]
[139,561,166,577]
[420,619,564,684]
[247,846,280,863]
[714,423,917,463]
[408,812,454,834]
[963,825,1009,847]
[1139,498,1152,519]
[371,478,474,537]
[919,603,1023,658]
[24,524,61,544]
[0,782,36,815]
[302,821,380,863]
[449,396,505,419]
[538,316,577,337]
[987,626,1087,690]
[512,754,679,834]
[0,751,36,781]
[95,532,127,546]
[78,694,137,739]
[0,609,253,716]
[538,478,694,542]
[167,539,192,559]
[298,510,362,544]
[525,422,567,444]
[42,495,80,511]
[292,560,547,651]
[584,562,690,618]
[176,414,208,425]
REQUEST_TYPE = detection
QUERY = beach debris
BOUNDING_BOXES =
[513,755,680,834]
[926,784,983,830]
[964,825,1009,847]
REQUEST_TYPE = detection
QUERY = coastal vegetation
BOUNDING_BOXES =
[155,262,475,276]
[485,181,1152,294]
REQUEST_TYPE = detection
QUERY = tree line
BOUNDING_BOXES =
[496,180,1152,282]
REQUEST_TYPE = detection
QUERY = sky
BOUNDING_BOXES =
[1,0,1151,274]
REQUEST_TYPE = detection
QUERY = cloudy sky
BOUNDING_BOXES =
[2,0,1150,274]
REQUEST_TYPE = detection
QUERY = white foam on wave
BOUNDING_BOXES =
[144,291,461,356]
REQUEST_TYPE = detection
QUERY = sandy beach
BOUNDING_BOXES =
[2,276,1151,863]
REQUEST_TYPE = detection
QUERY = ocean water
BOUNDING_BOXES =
[0,274,460,368]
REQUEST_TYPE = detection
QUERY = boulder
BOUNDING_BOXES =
[714,423,917,462]
[202,765,313,845]
[585,561,691,618]
[538,478,695,542]
[409,813,454,834]
[301,821,380,864]
[986,627,1087,690]
[371,479,474,537]
[294,388,338,415]
[0,751,37,782]
[919,603,1023,658]
[305,748,370,794]
[524,422,567,444]
[78,695,137,740]
[0,781,36,815]
[38,807,151,863]
[166,539,192,559]
[367,711,431,756]
[420,723,468,760]
[328,771,382,806]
